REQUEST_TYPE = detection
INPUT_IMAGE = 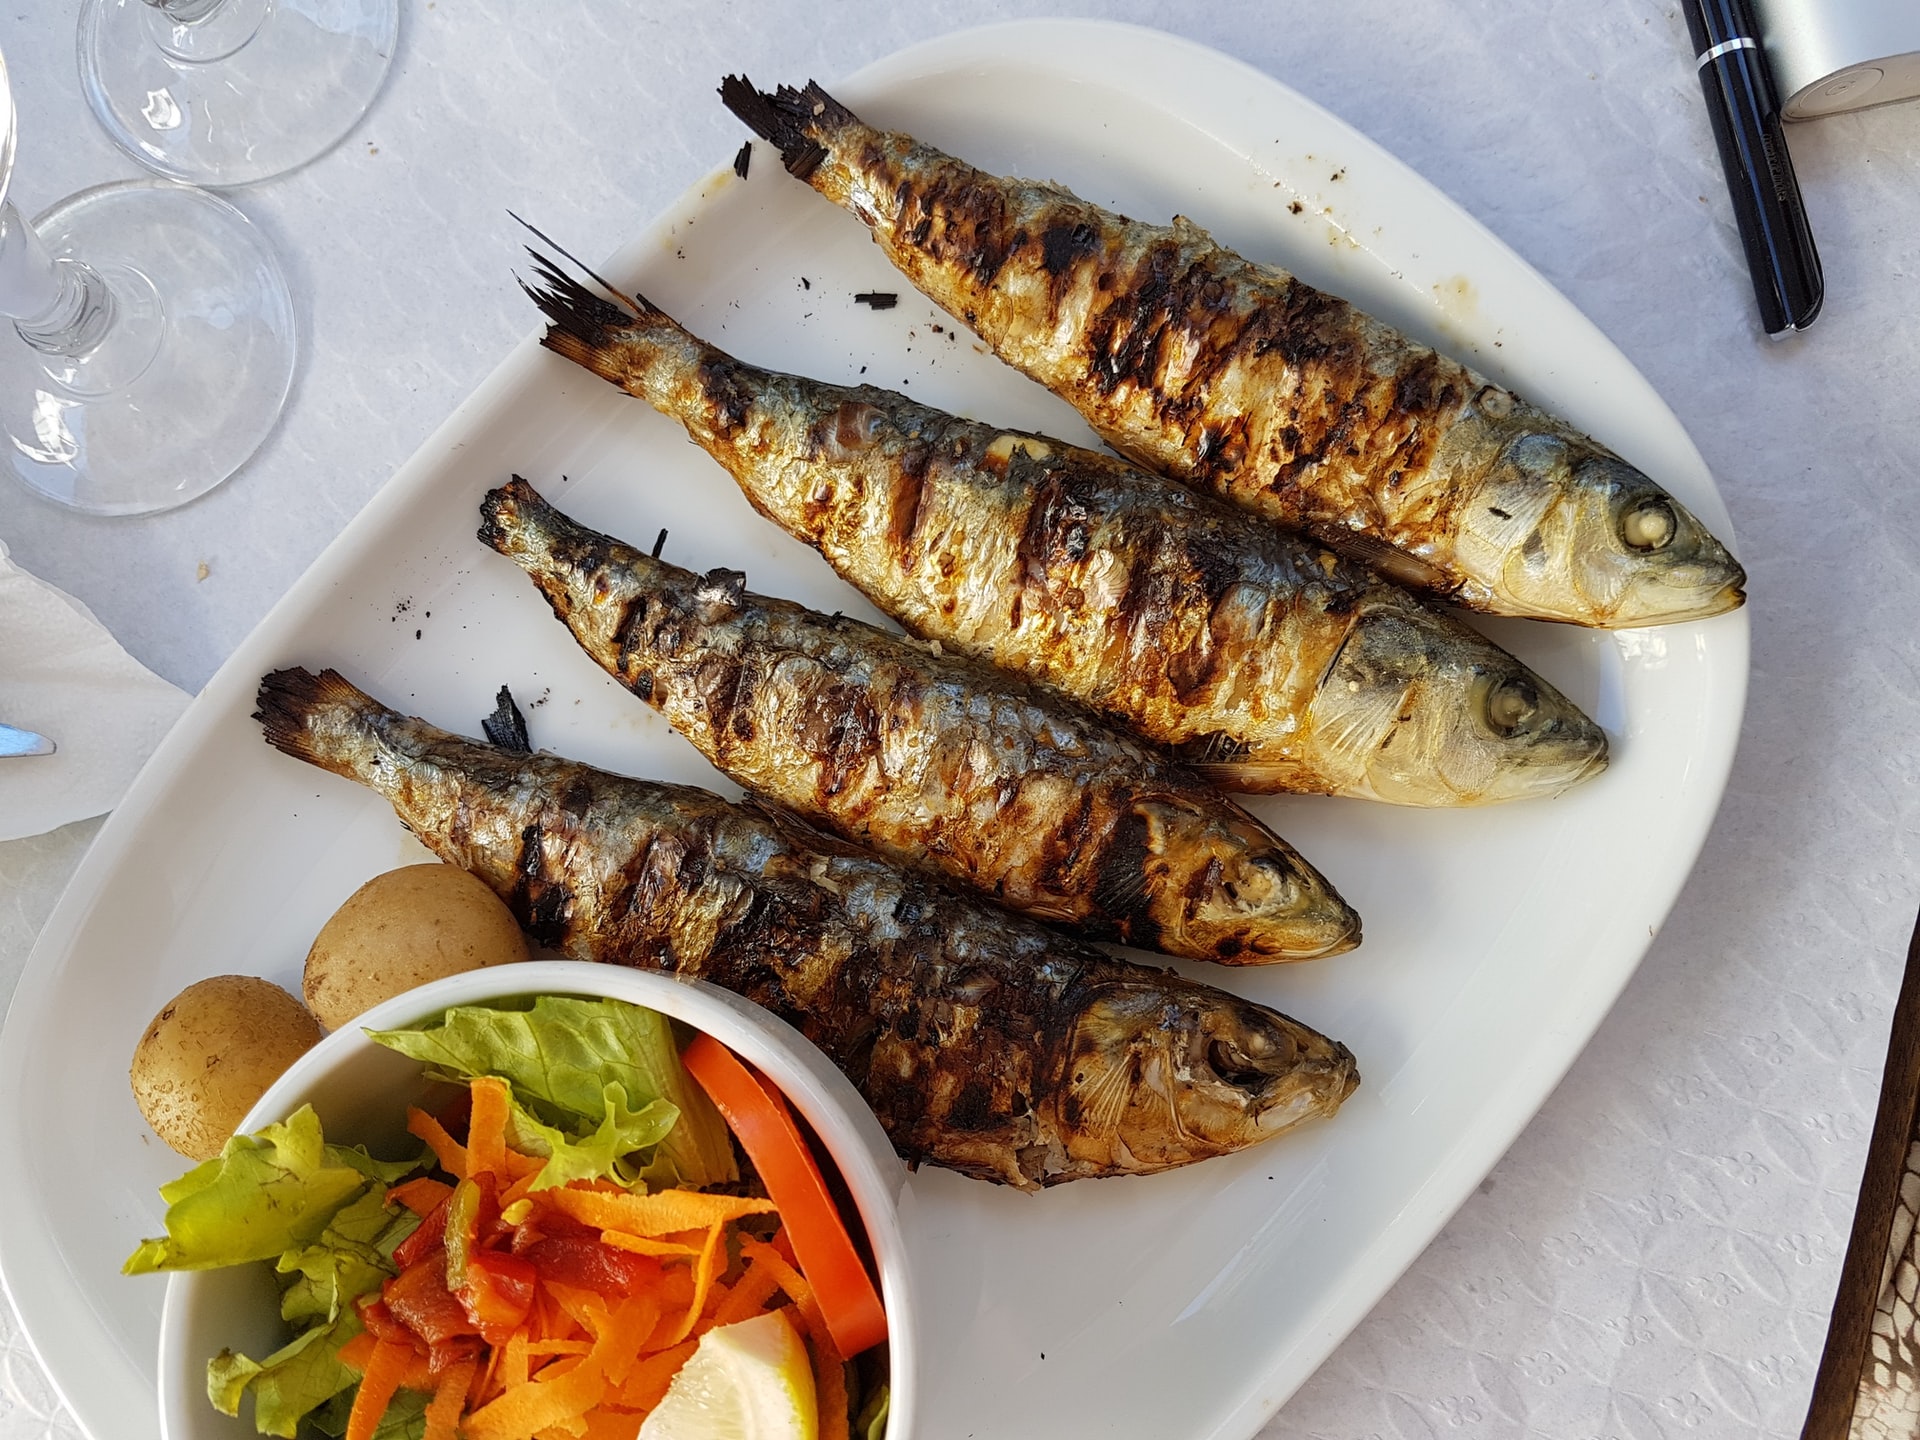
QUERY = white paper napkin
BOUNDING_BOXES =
[0,538,191,843]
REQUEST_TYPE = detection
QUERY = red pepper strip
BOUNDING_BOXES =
[356,1298,416,1347]
[384,1256,479,1346]
[518,1234,656,1300]
[427,1334,485,1378]
[681,1032,887,1356]
[391,1191,452,1271]
[461,1249,538,1346]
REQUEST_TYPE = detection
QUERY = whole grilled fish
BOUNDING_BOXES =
[480,478,1358,963]
[523,261,1606,805]
[718,77,1747,630]
[255,668,1359,1188]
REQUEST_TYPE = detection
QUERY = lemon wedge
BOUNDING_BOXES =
[639,1310,820,1440]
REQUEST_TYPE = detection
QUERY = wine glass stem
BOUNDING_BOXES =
[0,200,116,359]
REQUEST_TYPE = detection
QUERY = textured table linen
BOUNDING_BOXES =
[2,3,1918,1438]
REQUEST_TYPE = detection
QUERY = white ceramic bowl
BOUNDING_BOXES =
[155,961,919,1440]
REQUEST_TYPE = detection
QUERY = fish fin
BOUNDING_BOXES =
[481,685,532,753]
[717,76,856,181]
[1316,530,1451,593]
[254,667,382,767]
[1184,761,1320,796]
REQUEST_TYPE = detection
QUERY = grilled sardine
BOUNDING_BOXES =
[479,478,1357,962]
[255,668,1360,1188]
[719,77,1746,629]
[523,262,1606,805]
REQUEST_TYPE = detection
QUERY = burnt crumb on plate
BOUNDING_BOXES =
[854,292,899,310]
[732,140,752,179]
[483,685,532,752]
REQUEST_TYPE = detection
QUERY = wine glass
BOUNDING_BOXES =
[78,0,400,188]
[0,46,295,515]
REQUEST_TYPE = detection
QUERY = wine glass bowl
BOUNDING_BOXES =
[0,181,295,515]
[0,43,295,515]
[79,0,400,188]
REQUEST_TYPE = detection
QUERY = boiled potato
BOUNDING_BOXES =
[303,863,528,1030]
[131,975,324,1160]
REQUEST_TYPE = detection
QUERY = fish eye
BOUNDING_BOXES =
[1484,676,1539,736]
[1620,498,1676,552]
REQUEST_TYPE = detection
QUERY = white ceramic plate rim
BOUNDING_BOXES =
[0,20,1748,1440]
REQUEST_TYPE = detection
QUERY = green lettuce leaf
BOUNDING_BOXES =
[369,996,736,1186]
[276,1189,420,1327]
[306,1384,429,1440]
[207,1308,364,1439]
[502,1080,679,1191]
[124,1107,384,1274]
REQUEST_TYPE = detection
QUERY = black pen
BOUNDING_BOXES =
[1680,0,1823,338]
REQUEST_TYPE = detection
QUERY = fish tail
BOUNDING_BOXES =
[516,245,667,388]
[254,666,392,779]
[476,474,554,561]
[718,75,856,181]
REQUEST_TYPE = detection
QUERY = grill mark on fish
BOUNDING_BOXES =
[716,77,1747,629]
[241,667,1360,1187]
[479,479,1362,960]
[520,255,1608,805]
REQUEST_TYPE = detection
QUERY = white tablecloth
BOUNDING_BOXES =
[4,3,1918,1437]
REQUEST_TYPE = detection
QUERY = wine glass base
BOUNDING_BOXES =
[1,181,295,516]
[77,0,400,188]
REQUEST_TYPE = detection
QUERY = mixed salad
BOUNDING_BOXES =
[125,996,890,1440]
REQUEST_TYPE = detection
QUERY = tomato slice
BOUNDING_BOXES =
[680,1032,887,1356]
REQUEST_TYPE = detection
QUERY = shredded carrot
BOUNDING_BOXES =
[390,1176,455,1216]
[659,1217,730,1348]
[526,1340,593,1359]
[615,1339,698,1411]
[463,1294,643,1440]
[575,1411,645,1440]
[501,1332,531,1392]
[407,1107,468,1181]
[468,1077,511,1178]
[708,1256,782,1330]
[597,1295,660,1388]
[345,1337,415,1440]
[595,1232,700,1259]
[816,1349,850,1440]
[424,1359,477,1440]
[463,1353,606,1440]
[543,1188,776,1238]
[336,1330,379,1372]
[738,1235,846,1438]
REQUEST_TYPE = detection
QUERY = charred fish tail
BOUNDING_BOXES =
[718,75,855,182]
[256,666,395,781]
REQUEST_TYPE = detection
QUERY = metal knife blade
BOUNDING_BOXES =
[0,723,56,757]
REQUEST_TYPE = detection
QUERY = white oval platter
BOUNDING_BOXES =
[0,20,1747,1440]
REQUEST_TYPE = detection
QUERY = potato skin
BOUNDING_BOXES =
[303,863,529,1031]
[131,976,324,1160]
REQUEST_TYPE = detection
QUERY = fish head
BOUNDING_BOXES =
[1162,805,1361,962]
[1455,430,1746,626]
[1060,978,1359,1172]
[1307,596,1608,805]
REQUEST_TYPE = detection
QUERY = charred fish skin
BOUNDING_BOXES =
[521,262,1607,807]
[717,77,1747,630]
[254,668,1360,1188]
[477,477,1359,963]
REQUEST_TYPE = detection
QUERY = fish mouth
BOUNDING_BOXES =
[1288,906,1362,960]
[1598,574,1748,628]
[1247,1038,1361,1134]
